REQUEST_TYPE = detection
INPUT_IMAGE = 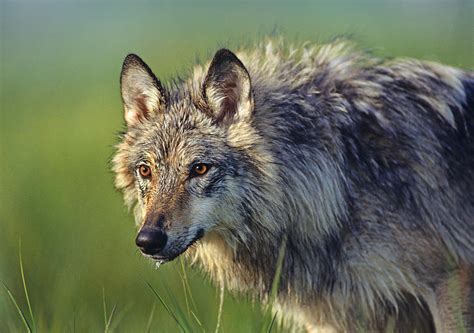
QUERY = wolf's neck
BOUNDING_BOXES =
[189,222,344,302]
[188,226,401,331]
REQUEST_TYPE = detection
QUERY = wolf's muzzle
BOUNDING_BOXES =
[135,227,168,255]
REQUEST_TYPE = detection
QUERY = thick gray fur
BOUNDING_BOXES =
[113,38,474,332]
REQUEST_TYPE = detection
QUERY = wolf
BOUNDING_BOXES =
[112,38,474,332]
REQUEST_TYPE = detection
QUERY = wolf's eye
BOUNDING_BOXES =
[190,163,210,177]
[139,165,152,178]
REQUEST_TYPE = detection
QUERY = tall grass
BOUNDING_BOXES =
[2,241,256,333]
[2,242,265,332]
[2,283,32,333]
[1,241,288,333]
[260,235,287,333]
[3,236,290,332]
[2,241,35,333]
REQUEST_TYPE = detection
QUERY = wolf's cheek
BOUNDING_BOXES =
[185,196,219,232]
[133,203,145,227]
[136,176,152,198]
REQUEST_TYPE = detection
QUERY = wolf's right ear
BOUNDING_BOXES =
[120,54,167,127]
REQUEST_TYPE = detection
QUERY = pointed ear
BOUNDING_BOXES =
[203,49,254,125]
[120,54,167,127]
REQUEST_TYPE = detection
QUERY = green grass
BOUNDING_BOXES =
[5,246,284,333]
[3,241,35,333]
[2,283,32,333]
[1,1,472,331]
[260,235,287,333]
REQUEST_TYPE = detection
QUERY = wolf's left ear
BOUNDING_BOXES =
[120,54,167,127]
[203,49,254,125]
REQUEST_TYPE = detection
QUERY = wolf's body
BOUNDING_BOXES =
[113,39,474,332]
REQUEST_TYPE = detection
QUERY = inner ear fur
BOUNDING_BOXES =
[203,49,254,125]
[120,53,167,127]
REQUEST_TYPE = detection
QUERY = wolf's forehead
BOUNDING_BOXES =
[135,112,221,165]
[161,98,209,129]
[141,127,200,162]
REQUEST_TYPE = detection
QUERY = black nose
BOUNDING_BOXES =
[135,228,168,255]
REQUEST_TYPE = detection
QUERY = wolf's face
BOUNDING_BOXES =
[114,50,255,263]
[124,108,238,262]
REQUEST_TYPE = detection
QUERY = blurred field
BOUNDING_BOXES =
[1,0,473,331]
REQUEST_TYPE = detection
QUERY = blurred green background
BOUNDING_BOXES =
[1,0,473,331]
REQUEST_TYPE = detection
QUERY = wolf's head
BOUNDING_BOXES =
[113,49,274,263]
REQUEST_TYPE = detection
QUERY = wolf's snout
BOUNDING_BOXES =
[135,228,168,255]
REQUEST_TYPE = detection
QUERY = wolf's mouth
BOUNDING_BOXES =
[151,228,205,264]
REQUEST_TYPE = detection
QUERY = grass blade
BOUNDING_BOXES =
[266,312,278,333]
[179,258,205,332]
[145,302,156,333]
[72,310,76,333]
[102,287,107,328]
[260,234,287,333]
[180,257,200,316]
[179,272,191,317]
[146,281,188,332]
[163,284,194,332]
[269,235,287,306]
[190,311,204,331]
[215,279,225,333]
[19,239,36,332]
[2,282,32,333]
[104,303,117,333]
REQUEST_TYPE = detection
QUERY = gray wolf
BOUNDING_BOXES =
[112,39,474,332]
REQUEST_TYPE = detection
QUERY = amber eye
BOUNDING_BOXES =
[139,165,152,178]
[191,163,209,177]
